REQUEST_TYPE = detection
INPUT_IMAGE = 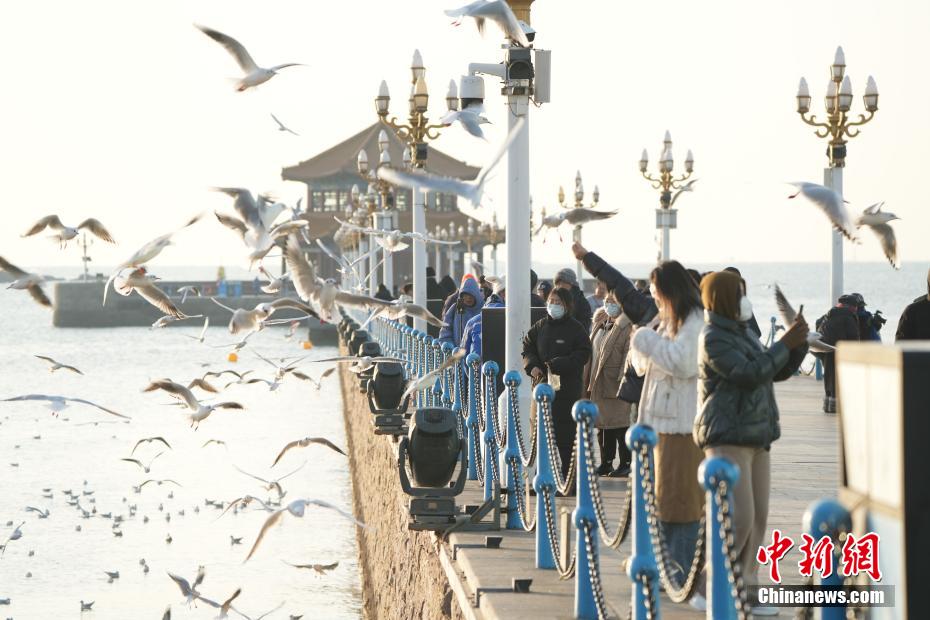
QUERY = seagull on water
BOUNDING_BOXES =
[21,215,115,247]
[143,379,244,428]
[0,256,52,307]
[271,436,346,467]
[34,355,83,375]
[81,600,94,611]
[788,182,859,241]
[773,284,834,353]
[445,0,531,47]
[195,24,304,92]
[855,202,901,269]
[1,394,128,419]
[245,498,364,561]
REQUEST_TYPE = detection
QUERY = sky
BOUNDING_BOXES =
[0,0,927,274]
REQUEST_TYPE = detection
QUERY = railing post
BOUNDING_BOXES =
[627,424,660,620]
[803,499,852,620]
[481,360,499,501]
[465,354,481,480]
[533,384,556,568]
[441,342,455,408]
[573,400,599,620]
[451,346,464,414]
[700,456,741,620]
[503,370,524,530]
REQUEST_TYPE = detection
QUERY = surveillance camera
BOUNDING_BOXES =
[517,20,536,43]
[459,75,485,109]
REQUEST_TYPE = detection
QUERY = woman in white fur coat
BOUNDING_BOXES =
[630,260,705,589]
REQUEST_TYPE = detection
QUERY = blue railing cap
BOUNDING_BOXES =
[465,352,481,366]
[699,455,741,489]
[572,399,599,422]
[802,498,852,537]
[533,383,554,401]
[503,370,522,385]
[626,424,658,449]
[481,360,499,375]
[441,341,455,352]
[626,554,660,581]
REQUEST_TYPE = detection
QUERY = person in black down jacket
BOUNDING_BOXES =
[554,268,593,333]
[694,271,808,613]
[816,294,860,413]
[895,267,930,341]
[523,286,592,479]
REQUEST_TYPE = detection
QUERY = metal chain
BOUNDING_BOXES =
[581,520,609,620]
[470,422,484,480]
[540,397,576,496]
[637,570,659,620]
[507,456,536,532]
[486,374,506,447]
[486,439,500,487]
[581,418,632,548]
[639,442,706,602]
[471,361,486,433]
[542,487,577,579]
[507,382,537,468]
[716,480,751,620]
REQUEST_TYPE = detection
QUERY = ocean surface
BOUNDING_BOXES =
[0,284,363,619]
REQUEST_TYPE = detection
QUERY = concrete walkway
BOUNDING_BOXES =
[441,375,836,619]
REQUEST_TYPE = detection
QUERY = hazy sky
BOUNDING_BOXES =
[1,0,927,274]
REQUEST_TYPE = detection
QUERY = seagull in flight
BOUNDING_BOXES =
[121,452,165,474]
[309,355,406,374]
[440,104,490,140]
[271,113,300,136]
[290,367,335,390]
[333,218,459,254]
[112,267,188,319]
[1,394,128,419]
[360,296,446,330]
[445,0,531,47]
[245,498,364,561]
[855,202,901,269]
[195,24,304,92]
[142,379,244,428]
[234,462,307,500]
[400,348,467,403]
[34,355,83,375]
[282,560,339,575]
[131,436,172,455]
[177,285,201,304]
[1,522,24,556]
[773,284,834,353]
[271,436,346,467]
[0,256,52,307]
[788,182,859,241]
[181,317,210,344]
[211,297,319,336]
[24,506,50,519]
[21,215,115,247]
[258,266,289,294]
[534,207,618,239]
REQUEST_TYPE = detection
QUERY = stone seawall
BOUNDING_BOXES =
[338,360,463,620]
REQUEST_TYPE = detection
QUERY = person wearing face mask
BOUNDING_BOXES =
[522,287,592,480]
[628,260,705,593]
[438,276,484,347]
[695,271,809,616]
[583,292,633,477]
[723,266,761,339]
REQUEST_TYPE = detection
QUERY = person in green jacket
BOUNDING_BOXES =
[694,271,809,615]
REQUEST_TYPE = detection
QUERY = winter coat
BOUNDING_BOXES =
[438,278,484,346]
[582,251,657,325]
[461,295,504,358]
[568,285,593,333]
[427,276,444,301]
[522,314,592,429]
[630,309,703,434]
[818,304,860,348]
[584,315,633,429]
[896,296,930,341]
[694,311,807,449]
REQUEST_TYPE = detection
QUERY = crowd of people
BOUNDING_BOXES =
[423,243,929,615]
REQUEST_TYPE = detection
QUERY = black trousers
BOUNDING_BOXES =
[822,353,836,397]
[599,427,631,468]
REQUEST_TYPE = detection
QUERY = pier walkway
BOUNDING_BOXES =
[440,376,833,619]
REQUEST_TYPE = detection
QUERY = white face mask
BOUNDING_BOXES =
[547,303,565,320]
[604,302,621,318]
[738,296,754,322]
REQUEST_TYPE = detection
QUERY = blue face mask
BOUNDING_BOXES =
[547,303,565,320]
[604,302,621,318]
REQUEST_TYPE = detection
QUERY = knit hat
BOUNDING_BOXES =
[700,271,742,321]
[554,268,577,287]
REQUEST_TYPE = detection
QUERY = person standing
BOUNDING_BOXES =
[462,285,504,358]
[554,268,593,333]
[896,267,930,340]
[426,266,444,301]
[816,294,860,413]
[522,287,592,479]
[438,277,483,347]
[694,270,809,616]
[723,266,762,339]
[629,260,704,589]
[586,280,607,313]
[584,291,633,477]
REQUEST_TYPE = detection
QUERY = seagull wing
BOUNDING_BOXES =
[269,220,308,239]
[22,215,64,237]
[210,297,237,314]
[26,283,52,308]
[270,113,286,130]
[214,212,248,240]
[120,458,145,470]
[76,218,116,243]
[478,0,530,46]
[244,509,285,562]
[195,25,259,74]
[298,498,366,527]
[377,167,470,202]
[791,182,858,241]
[773,284,797,325]
[0,256,30,278]
[405,304,447,327]
[34,355,56,365]
[213,401,244,410]
[167,572,194,598]
[143,380,200,411]
[135,280,185,318]
[233,464,271,485]
[60,363,83,375]
[284,235,320,303]
[66,397,129,419]
[334,291,392,310]
[187,378,219,393]
[270,297,320,319]
[869,223,899,269]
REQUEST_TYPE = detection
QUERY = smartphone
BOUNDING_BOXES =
[797,304,804,320]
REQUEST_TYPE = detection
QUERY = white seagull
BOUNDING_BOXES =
[245,498,364,561]
[258,266,289,294]
[1,522,24,556]
[34,355,83,375]
[1,394,128,419]
[360,296,446,330]
[177,285,201,304]
[534,207,618,238]
[0,256,51,307]
[400,348,467,403]
[271,436,346,467]
[112,267,188,319]
[773,284,834,353]
[21,215,115,247]
[445,0,531,47]
[309,355,406,374]
[855,202,900,269]
[233,462,307,500]
[440,104,491,140]
[182,317,211,344]
[121,452,164,474]
[788,182,859,241]
[195,25,304,92]
[271,113,299,136]
[142,379,244,428]
[211,297,319,336]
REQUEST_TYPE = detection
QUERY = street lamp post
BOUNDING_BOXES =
[482,213,504,276]
[359,130,398,296]
[558,172,599,281]
[375,50,453,331]
[639,131,694,262]
[448,222,458,279]
[796,46,879,305]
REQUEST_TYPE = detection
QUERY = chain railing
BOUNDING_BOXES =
[364,317,847,620]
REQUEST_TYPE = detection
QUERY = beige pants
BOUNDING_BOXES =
[705,445,770,588]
